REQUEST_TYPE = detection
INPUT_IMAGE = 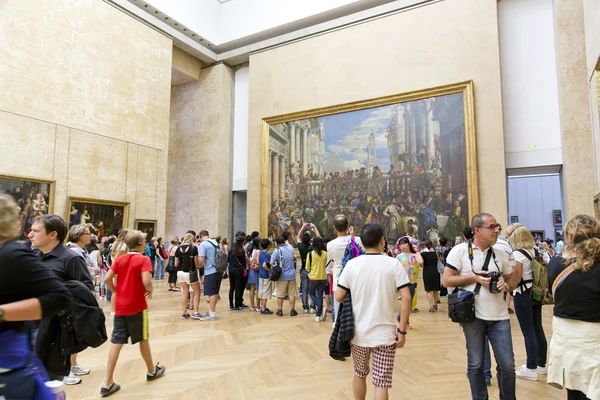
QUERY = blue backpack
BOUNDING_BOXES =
[340,237,364,276]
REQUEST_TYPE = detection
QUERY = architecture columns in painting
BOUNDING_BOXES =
[271,151,279,204]
[279,154,286,202]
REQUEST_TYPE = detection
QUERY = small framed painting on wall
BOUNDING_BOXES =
[594,193,600,219]
[509,216,519,224]
[552,209,562,227]
[530,230,545,241]
[135,220,157,240]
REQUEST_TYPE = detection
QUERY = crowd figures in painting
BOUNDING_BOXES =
[0,176,51,239]
[268,92,470,244]
[69,200,126,240]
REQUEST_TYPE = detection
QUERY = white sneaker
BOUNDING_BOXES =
[309,308,316,314]
[536,366,548,375]
[63,371,82,385]
[71,362,90,376]
[516,365,538,381]
[314,315,321,322]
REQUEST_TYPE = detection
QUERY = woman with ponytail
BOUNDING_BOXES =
[547,215,600,400]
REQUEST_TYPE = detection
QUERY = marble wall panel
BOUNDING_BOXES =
[125,144,139,228]
[0,111,56,180]
[554,0,596,218]
[166,64,233,239]
[0,0,172,149]
[53,126,70,217]
[135,146,159,220]
[67,129,127,201]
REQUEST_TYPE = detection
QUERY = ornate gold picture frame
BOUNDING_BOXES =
[0,173,55,238]
[67,197,129,240]
[594,192,600,219]
[260,81,478,241]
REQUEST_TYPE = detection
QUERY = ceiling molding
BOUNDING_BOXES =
[106,0,441,66]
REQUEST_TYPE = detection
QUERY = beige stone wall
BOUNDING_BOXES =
[166,64,233,239]
[583,0,600,77]
[554,0,596,219]
[0,0,172,234]
[583,0,600,195]
[247,0,507,231]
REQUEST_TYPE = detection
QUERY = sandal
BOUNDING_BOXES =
[100,382,121,397]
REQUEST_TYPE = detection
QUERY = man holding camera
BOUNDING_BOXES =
[443,213,519,400]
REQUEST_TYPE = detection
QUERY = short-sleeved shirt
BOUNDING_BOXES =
[512,248,534,293]
[446,241,513,321]
[548,257,600,322]
[199,239,218,276]
[175,244,198,272]
[258,250,271,279]
[270,245,296,281]
[111,252,153,316]
[297,243,310,270]
[337,254,410,347]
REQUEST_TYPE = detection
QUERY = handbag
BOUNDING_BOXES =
[269,249,283,282]
[447,241,494,323]
[185,244,199,283]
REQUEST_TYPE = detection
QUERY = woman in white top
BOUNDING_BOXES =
[506,223,548,382]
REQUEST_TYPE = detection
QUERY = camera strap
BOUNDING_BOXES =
[468,240,495,295]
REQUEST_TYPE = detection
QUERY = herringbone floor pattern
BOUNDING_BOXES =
[67,277,565,399]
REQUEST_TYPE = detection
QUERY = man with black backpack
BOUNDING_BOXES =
[198,230,223,321]
[443,213,520,400]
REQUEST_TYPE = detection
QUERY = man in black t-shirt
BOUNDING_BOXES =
[296,223,320,313]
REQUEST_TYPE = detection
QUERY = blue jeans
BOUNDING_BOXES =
[155,258,165,280]
[514,290,547,369]
[308,280,326,316]
[484,336,492,382]
[462,318,515,400]
[300,270,313,310]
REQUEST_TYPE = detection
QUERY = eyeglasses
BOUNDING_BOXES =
[83,232,91,236]
[477,224,502,231]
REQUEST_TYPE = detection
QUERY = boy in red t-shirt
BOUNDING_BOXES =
[100,230,165,397]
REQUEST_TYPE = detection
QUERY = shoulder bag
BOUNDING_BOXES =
[269,249,283,281]
[187,245,199,283]
[447,241,494,324]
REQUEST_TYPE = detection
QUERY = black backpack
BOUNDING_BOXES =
[269,249,283,282]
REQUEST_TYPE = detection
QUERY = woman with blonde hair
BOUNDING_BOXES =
[166,236,180,291]
[505,223,548,381]
[547,215,600,400]
[175,233,201,319]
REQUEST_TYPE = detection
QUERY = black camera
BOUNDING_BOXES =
[488,271,501,294]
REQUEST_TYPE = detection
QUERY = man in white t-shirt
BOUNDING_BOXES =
[335,223,411,400]
[443,213,520,400]
[327,215,364,324]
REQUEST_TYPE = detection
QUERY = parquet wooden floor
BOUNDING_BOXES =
[67,276,566,399]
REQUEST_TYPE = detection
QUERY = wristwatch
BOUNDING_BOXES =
[397,328,407,335]
[0,307,5,323]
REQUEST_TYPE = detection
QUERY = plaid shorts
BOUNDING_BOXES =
[351,343,397,388]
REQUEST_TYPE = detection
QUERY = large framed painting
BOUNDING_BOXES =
[67,197,129,240]
[260,81,478,243]
[135,219,157,239]
[0,174,54,239]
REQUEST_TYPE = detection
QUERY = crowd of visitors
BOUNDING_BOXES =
[0,190,598,399]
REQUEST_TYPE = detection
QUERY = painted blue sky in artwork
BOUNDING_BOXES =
[318,104,396,173]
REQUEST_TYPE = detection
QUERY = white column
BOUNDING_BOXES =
[295,130,301,165]
[303,127,309,175]
[425,100,435,165]
[272,152,279,204]
[290,123,296,164]
[279,155,286,202]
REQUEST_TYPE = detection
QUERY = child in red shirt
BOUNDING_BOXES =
[100,230,165,397]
